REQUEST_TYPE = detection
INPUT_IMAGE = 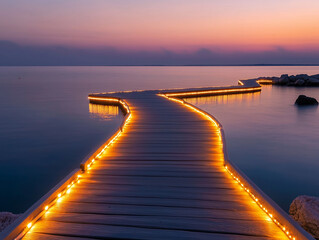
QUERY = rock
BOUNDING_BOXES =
[279,76,290,85]
[290,195,319,238]
[310,74,319,79]
[280,74,289,78]
[289,75,297,82]
[295,95,318,105]
[295,79,305,86]
[308,77,319,86]
[287,82,296,86]
[0,212,20,232]
[296,74,309,80]
[272,77,280,84]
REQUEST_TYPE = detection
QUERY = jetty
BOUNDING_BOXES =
[0,79,314,240]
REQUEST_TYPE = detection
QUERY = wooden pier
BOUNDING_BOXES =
[1,79,314,240]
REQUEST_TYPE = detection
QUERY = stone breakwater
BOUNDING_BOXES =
[257,74,319,86]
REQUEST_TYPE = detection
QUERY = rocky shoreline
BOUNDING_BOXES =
[257,73,319,86]
[0,212,20,233]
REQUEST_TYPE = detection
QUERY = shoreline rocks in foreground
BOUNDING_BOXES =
[0,212,20,232]
[290,195,319,238]
[257,73,319,86]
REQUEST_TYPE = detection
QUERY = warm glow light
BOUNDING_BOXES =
[224,165,296,240]
[13,96,132,240]
[164,87,261,97]
[160,83,298,240]
[88,96,119,102]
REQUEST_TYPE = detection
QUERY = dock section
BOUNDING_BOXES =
[0,79,313,240]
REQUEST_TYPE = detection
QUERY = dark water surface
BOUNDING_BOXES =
[0,66,318,213]
[187,86,319,211]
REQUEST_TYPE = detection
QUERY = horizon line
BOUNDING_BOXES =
[1,64,319,67]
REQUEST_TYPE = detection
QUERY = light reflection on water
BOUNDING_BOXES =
[89,104,122,120]
[187,86,319,211]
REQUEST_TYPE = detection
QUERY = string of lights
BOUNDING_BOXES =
[11,97,132,240]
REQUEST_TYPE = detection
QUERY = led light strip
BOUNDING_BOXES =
[15,97,132,240]
[15,174,82,239]
[224,166,295,240]
[160,93,297,240]
[163,86,261,97]
[87,96,120,103]
[238,79,274,86]
[257,79,274,84]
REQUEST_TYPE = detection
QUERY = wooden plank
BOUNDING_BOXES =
[63,194,254,211]
[49,201,273,221]
[79,176,232,188]
[38,213,286,239]
[72,183,248,198]
[24,221,283,240]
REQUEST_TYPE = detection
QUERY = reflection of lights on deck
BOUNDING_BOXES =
[16,97,132,240]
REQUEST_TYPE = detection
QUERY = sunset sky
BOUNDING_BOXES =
[1,0,319,65]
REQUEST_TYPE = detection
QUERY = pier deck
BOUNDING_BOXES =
[23,91,288,240]
[2,79,313,240]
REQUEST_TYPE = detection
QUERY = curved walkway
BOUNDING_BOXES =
[1,79,313,240]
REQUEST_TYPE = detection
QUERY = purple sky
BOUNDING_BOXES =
[1,0,319,65]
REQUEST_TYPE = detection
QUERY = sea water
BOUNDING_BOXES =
[0,66,318,212]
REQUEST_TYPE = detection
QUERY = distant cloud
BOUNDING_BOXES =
[0,40,319,66]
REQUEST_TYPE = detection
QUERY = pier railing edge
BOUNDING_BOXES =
[0,96,131,240]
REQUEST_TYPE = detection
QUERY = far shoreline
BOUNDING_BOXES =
[1,64,319,67]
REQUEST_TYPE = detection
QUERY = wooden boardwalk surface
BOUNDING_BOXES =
[21,91,290,240]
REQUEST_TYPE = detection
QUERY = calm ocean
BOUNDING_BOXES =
[0,66,318,213]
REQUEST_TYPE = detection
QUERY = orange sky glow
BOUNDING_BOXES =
[1,0,319,52]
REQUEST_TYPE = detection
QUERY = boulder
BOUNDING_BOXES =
[287,82,296,86]
[0,212,20,232]
[289,75,297,82]
[296,74,309,80]
[290,195,319,238]
[310,74,319,79]
[295,95,318,105]
[272,77,280,84]
[295,79,305,86]
[279,75,290,85]
[308,77,319,86]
